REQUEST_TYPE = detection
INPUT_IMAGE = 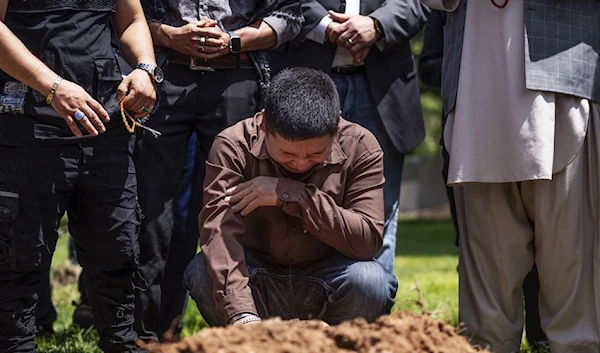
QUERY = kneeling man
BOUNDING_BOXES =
[183,68,397,326]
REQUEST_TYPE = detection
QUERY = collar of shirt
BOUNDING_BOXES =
[249,114,347,166]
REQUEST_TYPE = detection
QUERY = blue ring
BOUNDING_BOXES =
[74,110,85,121]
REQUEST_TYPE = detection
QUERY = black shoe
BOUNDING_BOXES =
[72,302,95,328]
[37,324,55,337]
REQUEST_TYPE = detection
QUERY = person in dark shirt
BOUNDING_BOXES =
[0,1,158,351]
[134,0,303,342]
[182,68,397,327]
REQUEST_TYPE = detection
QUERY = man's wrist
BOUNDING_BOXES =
[321,16,335,43]
[156,23,176,49]
[370,17,384,41]
[45,75,63,105]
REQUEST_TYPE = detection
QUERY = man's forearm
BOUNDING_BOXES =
[119,20,156,67]
[148,22,172,49]
[113,1,157,67]
[235,21,277,52]
[369,0,429,53]
[0,21,59,98]
[276,179,384,260]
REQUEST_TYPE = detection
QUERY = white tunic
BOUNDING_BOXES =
[424,0,589,185]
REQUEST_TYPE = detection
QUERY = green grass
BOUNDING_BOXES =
[38,218,536,352]
[393,220,459,325]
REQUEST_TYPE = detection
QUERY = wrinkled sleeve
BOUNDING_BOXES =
[261,0,304,48]
[305,15,333,44]
[139,0,168,23]
[276,150,385,260]
[421,0,460,11]
[199,137,258,323]
[296,0,330,42]
[368,0,430,55]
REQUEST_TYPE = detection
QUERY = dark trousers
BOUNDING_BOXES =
[36,268,57,330]
[156,132,197,338]
[134,64,260,341]
[183,250,398,326]
[0,134,141,353]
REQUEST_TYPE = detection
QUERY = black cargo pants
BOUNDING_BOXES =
[0,133,143,353]
[134,64,260,341]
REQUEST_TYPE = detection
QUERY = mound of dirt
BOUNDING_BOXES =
[146,312,489,353]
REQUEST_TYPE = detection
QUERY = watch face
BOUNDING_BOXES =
[152,66,164,83]
[230,34,242,53]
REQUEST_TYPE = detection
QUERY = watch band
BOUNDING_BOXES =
[227,30,242,69]
[234,54,240,70]
[136,63,164,84]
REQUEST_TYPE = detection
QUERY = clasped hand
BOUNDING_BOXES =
[167,17,231,59]
[326,11,379,64]
[225,177,280,216]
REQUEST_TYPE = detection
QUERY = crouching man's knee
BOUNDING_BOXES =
[324,260,397,324]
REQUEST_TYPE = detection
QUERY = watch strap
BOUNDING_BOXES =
[234,54,240,69]
[136,63,161,84]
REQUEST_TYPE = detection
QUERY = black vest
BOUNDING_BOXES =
[0,2,126,146]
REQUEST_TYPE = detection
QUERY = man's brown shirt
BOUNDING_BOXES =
[200,115,385,322]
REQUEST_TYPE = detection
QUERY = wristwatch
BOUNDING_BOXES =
[136,63,164,84]
[227,31,242,54]
[227,31,242,69]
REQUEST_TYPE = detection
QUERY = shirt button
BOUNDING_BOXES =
[282,192,289,199]
[291,227,298,233]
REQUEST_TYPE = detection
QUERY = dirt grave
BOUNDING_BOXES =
[146,311,489,353]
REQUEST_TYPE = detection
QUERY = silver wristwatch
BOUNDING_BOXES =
[136,63,164,84]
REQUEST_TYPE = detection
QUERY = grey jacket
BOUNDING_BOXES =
[436,0,600,117]
[269,0,430,154]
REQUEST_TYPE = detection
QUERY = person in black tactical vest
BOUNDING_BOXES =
[0,0,158,351]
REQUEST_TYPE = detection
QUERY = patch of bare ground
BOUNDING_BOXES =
[146,312,489,353]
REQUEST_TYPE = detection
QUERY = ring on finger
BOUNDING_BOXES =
[141,106,150,113]
[346,38,354,45]
[74,110,86,121]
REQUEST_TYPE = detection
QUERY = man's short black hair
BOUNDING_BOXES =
[264,67,340,141]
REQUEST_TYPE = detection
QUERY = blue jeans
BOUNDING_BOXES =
[330,73,405,274]
[183,250,397,326]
